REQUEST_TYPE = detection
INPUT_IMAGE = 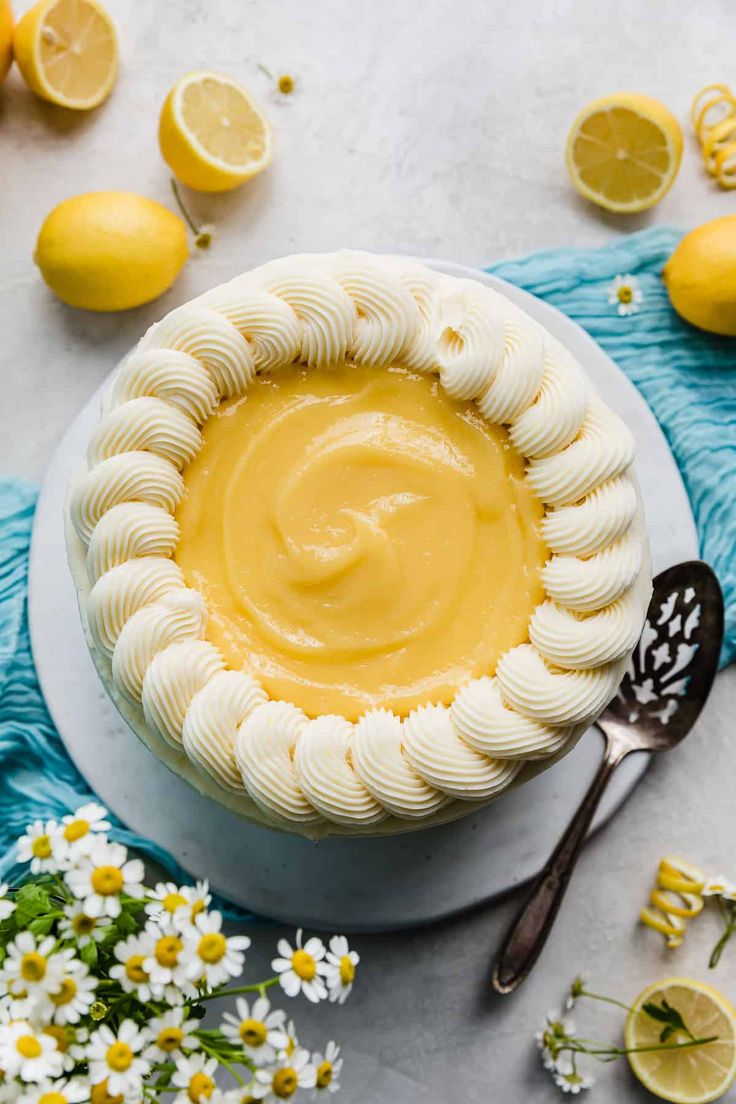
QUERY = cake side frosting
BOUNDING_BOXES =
[66,251,651,834]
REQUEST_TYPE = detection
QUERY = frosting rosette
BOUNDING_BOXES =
[65,250,651,838]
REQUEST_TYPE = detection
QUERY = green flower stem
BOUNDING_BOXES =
[198,977,279,1002]
[710,899,736,969]
[170,179,211,249]
[197,1038,246,1086]
[558,1035,719,1062]
[579,988,635,1014]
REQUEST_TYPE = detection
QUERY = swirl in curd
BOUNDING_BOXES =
[174,363,548,719]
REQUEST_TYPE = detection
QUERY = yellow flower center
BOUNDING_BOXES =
[198,932,226,964]
[239,1018,267,1047]
[155,936,183,968]
[125,954,148,984]
[39,1093,68,1104]
[188,1072,214,1103]
[21,952,47,982]
[156,1026,184,1052]
[339,955,355,985]
[617,285,634,304]
[106,1041,133,1073]
[73,913,97,936]
[91,1080,124,1104]
[64,819,90,842]
[162,892,187,913]
[272,1068,298,1099]
[291,949,316,981]
[16,1035,42,1059]
[31,835,52,859]
[316,1061,333,1089]
[285,1035,296,1058]
[191,899,206,919]
[91,866,124,896]
[50,977,77,1006]
[278,74,295,94]
[43,1026,69,1052]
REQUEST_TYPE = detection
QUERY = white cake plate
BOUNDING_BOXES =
[28,261,698,932]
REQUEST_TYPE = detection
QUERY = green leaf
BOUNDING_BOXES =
[81,940,98,968]
[28,915,54,937]
[13,883,52,927]
[116,911,137,935]
[642,999,692,1043]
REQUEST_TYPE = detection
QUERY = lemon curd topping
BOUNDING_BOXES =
[174,362,548,720]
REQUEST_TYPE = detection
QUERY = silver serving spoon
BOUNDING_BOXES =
[492,561,724,995]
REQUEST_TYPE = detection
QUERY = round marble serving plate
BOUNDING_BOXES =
[28,260,698,932]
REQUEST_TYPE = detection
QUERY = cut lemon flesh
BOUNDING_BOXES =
[159,71,273,192]
[13,0,118,110]
[566,93,683,213]
[626,978,736,1104]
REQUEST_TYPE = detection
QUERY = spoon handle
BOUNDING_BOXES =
[492,742,625,994]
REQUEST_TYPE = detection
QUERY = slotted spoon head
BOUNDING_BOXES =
[600,561,724,753]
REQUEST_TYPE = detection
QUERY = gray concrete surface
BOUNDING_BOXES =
[2,0,735,1099]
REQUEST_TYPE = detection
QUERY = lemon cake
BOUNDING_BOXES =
[66,251,651,837]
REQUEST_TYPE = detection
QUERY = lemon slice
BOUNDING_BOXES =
[626,978,736,1104]
[13,0,118,110]
[565,92,683,213]
[159,71,273,193]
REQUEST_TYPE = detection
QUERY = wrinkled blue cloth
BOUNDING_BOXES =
[487,225,736,666]
[0,226,733,892]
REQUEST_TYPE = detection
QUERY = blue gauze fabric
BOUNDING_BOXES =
[487,225,735,666]
[0,226,733,895]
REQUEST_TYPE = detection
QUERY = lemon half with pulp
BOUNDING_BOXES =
[13,0,118,109]
[159,70,273,192]
[566,92,683,213]
[626,977,736,1103]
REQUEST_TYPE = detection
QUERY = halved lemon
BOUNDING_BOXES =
[159,70,273,193]
[13,0,118,110]
[565,92,683,213]
[626,978,736,1103]
[0,0,13,86]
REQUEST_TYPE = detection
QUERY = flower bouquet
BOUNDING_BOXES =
[0,805,358,1104]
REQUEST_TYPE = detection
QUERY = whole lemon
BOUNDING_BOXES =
[663,215,736,336]
[34,191,189,311]
[0,0,13,85]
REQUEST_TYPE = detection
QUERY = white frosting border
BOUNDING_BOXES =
[65,251,651,838]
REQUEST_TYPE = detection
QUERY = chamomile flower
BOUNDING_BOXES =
[251,1049,316,1101]
[64,839,144,919]
[703,876,736,900]
[2,933,67,999]
[608,274,643,317]
[221,997,287,1064]
[321,936,358,1005]
[109,933,157,1002]
[176,881,212,928]
[310,1041,342,1096]
[41,1026,81,1074]
[0,1021,64,1083]
[42,963,98,1026]
[143,1009,200,1062]
[144,883,191,929]
[58,903,107,948]
[272,931,327,1003]
[143,922,197,993]
[536,1011,576,1072]
[59,804,110,859]
[19,1077,88,1104]
[171,1053,219,1104]
[87,1021,150,1097]
[16,822,66,875]
[186,911,250,989]
[0,885,15,922]
[553,1063,595,1094]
